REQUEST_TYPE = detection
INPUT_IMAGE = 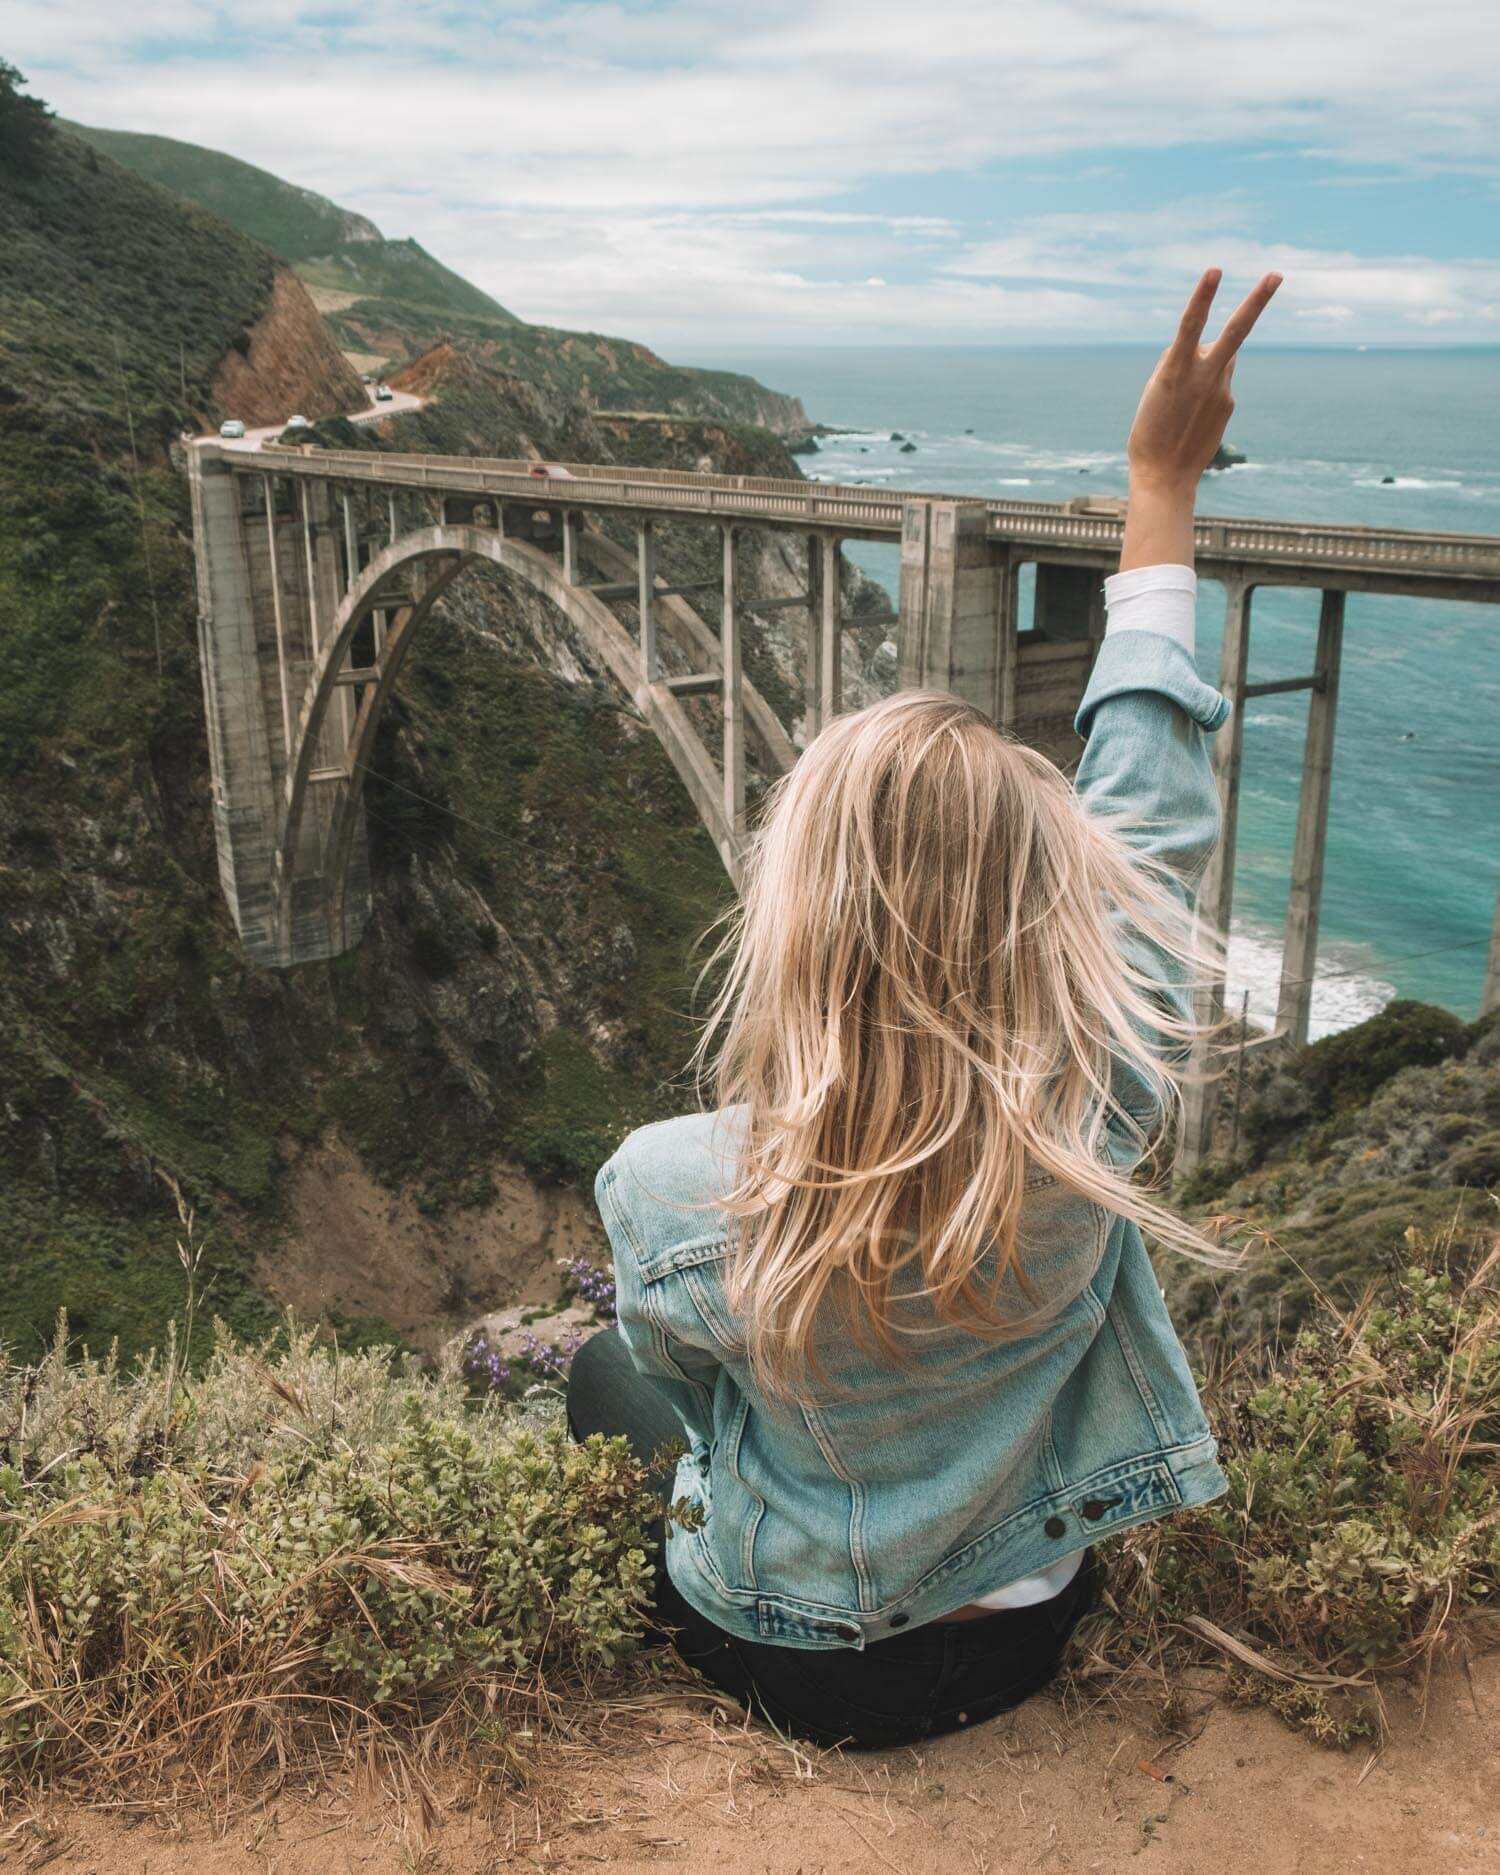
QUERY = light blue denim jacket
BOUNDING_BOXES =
[594,629,1232,1650]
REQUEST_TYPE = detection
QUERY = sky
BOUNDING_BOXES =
[8,0,1500,351]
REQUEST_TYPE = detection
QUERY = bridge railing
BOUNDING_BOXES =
[984,499,1500,575]
[235,444,1500,579]
[247,445,908,535]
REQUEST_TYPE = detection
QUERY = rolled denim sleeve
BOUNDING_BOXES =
[1076,629,1230,739]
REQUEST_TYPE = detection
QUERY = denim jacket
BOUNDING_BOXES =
[594,630,1231,1650]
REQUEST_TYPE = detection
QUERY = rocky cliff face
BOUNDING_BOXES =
[210,265,367,427]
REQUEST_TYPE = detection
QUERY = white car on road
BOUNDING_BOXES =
[374,384,394,403]
[284,415,311,433]
[219,419,246,439]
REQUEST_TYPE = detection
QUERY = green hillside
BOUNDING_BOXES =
[64,123,378,260]
[296,235,519,322]
[66,122,519,325]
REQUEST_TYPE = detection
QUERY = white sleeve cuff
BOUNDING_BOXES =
[1103,563,1197,657]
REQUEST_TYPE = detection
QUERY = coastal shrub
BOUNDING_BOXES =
[0,1320,663,1803]
[1245,1000,1470,1159]
[1090,1227,1500,1743]
[1445,1131,1500,1189]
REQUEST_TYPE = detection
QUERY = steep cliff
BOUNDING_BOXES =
[210,264,366,427]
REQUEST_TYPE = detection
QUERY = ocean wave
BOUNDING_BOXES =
[1224,923,1394,1043]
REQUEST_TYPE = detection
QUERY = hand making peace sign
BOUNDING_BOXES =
[1128,267,1283,491]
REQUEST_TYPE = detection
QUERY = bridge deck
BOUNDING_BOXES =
[231,442,1500,597]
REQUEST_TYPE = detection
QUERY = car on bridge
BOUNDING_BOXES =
[284,415,311,433]
[527,462,576,480]
[374,383,393,403]
[218,419,246,439]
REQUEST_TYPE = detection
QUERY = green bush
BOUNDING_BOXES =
[1445,1131,1500,1188]
[1094,1230,1500,1743]
[1245,1000,1470,1159]
[0,1322,667,1800]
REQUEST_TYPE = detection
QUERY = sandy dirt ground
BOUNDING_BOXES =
[8,1655,1496,1875]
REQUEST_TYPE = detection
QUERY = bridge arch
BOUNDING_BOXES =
[277,521,780,958]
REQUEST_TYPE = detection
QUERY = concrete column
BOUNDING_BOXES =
[1482,879,1500,1018]
[300,480,351,753]
[819,534,842,726]
[638,522,658,681]
[1178,577,1254,1174]
[188,450,284,959]
[387,491,397,546]
[722,525,745,837]
[1276,590,1345,1045]
[341,491,357,593]
[562,509,580,585]
[898,500,1003,715]
[261,474,293,762]
[804,530,823,742]
[997,553,1022,730]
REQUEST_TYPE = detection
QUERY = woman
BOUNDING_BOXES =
[568,267,1281,1749]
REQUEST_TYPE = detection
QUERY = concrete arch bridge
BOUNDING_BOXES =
[188,441,1500,1164]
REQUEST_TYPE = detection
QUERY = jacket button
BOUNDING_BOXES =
[1081,1499,1108,1521]
[889,1612,910,1628]
[1044,1516,1067,1539]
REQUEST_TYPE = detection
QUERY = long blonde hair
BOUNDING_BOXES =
[695,689,1229,1391]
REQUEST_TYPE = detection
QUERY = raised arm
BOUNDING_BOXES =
[1073,267,1281,1142]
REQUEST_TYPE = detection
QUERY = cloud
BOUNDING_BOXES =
[8,0,1499,342]
[947,211,1500,340]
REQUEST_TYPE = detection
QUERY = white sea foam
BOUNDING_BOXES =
[1223,922,1394,1043]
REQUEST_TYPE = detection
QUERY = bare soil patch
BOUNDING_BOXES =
[12,1656,1496,1874]
[261,1136,604,1353]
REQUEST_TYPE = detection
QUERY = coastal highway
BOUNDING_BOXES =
[210,386,425,453]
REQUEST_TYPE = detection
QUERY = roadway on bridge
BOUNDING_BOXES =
[213,386,425,454]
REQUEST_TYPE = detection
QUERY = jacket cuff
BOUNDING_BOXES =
[1075,629,1232,738]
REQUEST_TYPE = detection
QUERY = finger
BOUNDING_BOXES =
[1206,272,1283,368]
[1169,268,1223,360]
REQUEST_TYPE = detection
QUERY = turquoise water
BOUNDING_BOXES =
[697,345,1500,1033]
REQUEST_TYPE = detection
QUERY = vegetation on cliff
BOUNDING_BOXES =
[1094,1227,1500,1746]
[1170,1001,1500,1346]
[0,1319,663,1802]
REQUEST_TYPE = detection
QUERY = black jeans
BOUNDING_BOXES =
[566,1327,1096,1750]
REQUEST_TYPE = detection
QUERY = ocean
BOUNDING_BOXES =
[695,344,1500,1037]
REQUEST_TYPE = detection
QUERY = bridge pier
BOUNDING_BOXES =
[898,499,1006,713]
[1179,579,1254,1173]
[1276,590,1345,1045]
[189,453,371,967]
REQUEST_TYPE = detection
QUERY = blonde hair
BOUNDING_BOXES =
[694,689,1229,1392]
